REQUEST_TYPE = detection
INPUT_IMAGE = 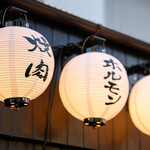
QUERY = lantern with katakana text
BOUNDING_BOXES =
[59,52,129,127]
[0,26,54,110]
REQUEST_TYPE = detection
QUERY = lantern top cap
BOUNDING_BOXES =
[81,35,106,53]
[0,6,30,28]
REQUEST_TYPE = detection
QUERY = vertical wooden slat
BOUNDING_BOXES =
[8,141,26,150]
[46,146,61,150]
[0,139,7,150]
[68,116,83,147]
[34,143,42,150]
[12,106,33,138]
[141,135,150,150]
[84,126,99,149]
[26,142,34,150]
[99,121,113,150]
[36,21,53,44]
[32,83,51,140]
[0,103,12,136]
[50,27,68,144]
[113,107,127,150]
[126,53,140,150]
[99,44,113,150]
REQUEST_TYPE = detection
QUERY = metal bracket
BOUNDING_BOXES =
[0,6,28,27]
[53,35,150,76]
[126,63,150,76]
[53,35,107,58]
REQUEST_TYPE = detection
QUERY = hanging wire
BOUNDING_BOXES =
[81,35,93,53]
[2,6,11,27]
[24,13,28,23]
[101,40,106,53]
[42,49,63,150]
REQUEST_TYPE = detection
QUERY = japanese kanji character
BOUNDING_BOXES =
[25,59,49,82]
[24,35,51,57]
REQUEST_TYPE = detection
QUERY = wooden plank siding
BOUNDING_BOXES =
[0,3,150,150]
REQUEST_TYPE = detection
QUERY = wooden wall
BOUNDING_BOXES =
[0,2,150,150]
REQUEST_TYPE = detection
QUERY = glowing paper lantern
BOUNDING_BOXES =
[129,75,150,135]
[0,26,54,110]
[59,52,129,127]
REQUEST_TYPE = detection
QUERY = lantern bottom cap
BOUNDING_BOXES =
[84,117,106,128]
[4,97,30,111]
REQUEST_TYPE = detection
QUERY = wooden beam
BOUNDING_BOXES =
[4,0,150,54]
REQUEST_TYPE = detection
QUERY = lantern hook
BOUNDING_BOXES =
[81,35,106,53]
[1,6,29,27]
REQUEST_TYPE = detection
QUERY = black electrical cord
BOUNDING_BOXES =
[42,49,63,150]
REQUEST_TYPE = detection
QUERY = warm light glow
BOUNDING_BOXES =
[85,123,89,126]
[129,75,150,136]
[59,52,129,122]
[0,26,54,101]
[24,103,29,106]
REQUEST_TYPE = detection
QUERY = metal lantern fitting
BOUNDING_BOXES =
[129,75,150,135]
[59,52,129,127]
[0,7,54,110]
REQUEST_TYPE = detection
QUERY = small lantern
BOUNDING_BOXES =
[59,52,129,127]
[0,26,54,110]
[129,75,150,135]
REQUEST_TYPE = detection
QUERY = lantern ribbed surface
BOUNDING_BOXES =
[129,75,150,135]
[59,52,129,122]
[0,26,54,101]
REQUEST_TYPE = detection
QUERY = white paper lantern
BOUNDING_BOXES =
[59,52,129,127]
[129,75,150,135]
[0,26,54,110]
